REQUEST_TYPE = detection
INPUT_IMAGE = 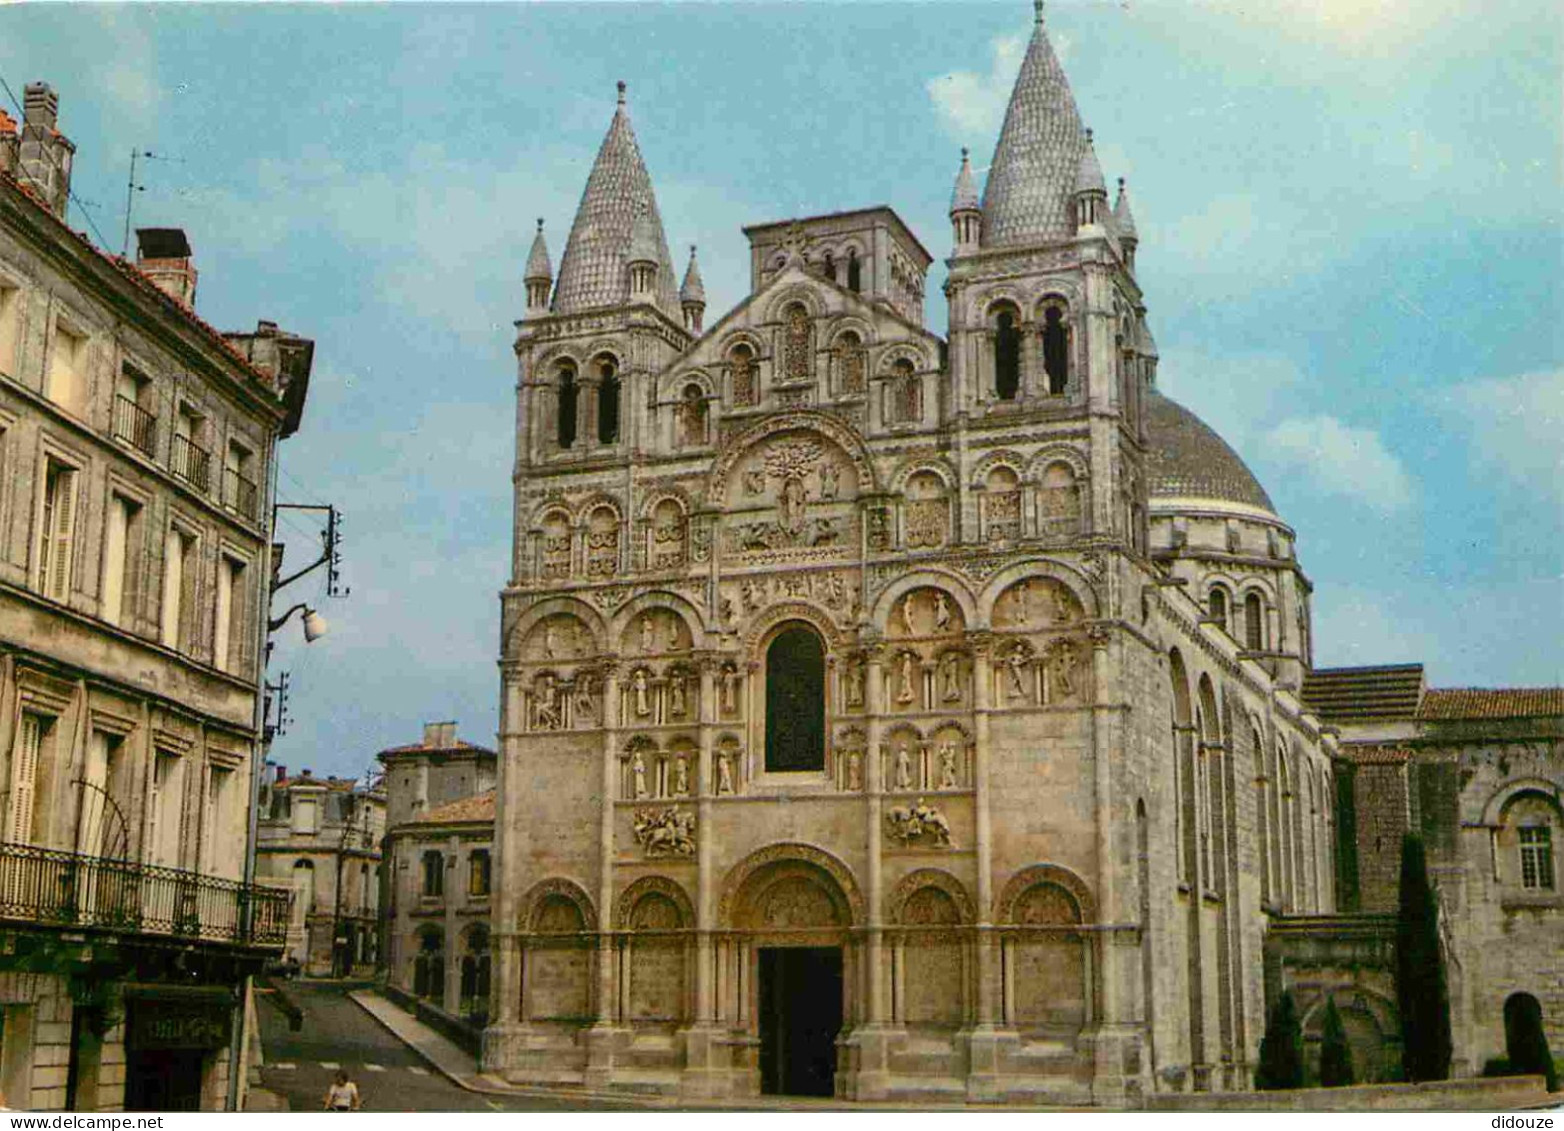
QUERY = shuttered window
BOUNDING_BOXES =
[38,459,78,601]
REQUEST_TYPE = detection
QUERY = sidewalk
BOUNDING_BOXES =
[348,990,514,1096]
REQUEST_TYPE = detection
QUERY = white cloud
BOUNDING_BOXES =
[1312,584,1442,670]
[1442,369,1564,505]
[1264,415,1413,513]
[927,34,1026,141]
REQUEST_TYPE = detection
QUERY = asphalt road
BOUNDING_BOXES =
[255,981,639,1112]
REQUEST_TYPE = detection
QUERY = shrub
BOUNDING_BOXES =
[1319,997,1356,1087]
[1256,991,1304,1090]
[1395,833,1452,1082]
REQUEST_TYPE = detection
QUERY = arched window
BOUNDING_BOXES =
[765,624,825,772]
[1039,462,1082,542]
[1043,306,1069,394]
[1209,588,1229,633]
[292,859,316,921]
[468,849,491,897]
[984,466,1021,542]
[1503,793,1559,891]
[596,357,620,444]
[678,383,707,448]
[822,252,836,282]
[1244,592,1265,651]
[994,309,1020,401]
[835,331,866,395]
[730,344,757,407]
[783,303,811,381]
[847,250,862,293]
[556,362,578,449]
[421,850,444,897]
[460,926,491,1024]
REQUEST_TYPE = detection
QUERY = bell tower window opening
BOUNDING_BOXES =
[1043,306,1069,395]
[846,251,862,293]
[764,624,826,773]
[1209,588,1229,634]
[556,362,578,449]
[994,309,1021,401]
[1243,592,1264,651]
[596,358,620,444]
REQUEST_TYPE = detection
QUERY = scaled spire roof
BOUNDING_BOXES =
[950,147,980,214]
[1074,128,1106,196]
[524,218,552,282]
[680,244,706,304]
[551,82,681,319]
[1114,177,1139,241]
[980,0,1088,248]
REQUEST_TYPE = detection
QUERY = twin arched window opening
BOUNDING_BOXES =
[553,357,620,449]
[992,304,1070,401]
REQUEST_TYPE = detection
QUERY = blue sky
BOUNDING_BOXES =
[4,1,1559,780]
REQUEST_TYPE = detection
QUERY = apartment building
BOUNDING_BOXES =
[0,84,312,1110]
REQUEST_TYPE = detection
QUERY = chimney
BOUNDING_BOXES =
[422,721,457,748]
[135,228,198,308]
[0,109,18,179]
[17,83,74,219]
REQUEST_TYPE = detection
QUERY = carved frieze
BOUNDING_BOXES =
[632,808,696,858]
[887,799,953,847]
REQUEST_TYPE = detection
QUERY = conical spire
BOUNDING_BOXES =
[1074,128,1106,196]
[552,81,681,319]
[524,218,552,283]
[1114,177,1139,241]
[980,0,1088,248]
[949,147,980,214]
[680,244,706,304]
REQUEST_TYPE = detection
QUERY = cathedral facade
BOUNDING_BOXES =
[487,3,1338,1102]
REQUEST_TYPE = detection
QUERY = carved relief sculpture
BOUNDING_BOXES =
[896,653,916,704]
[783,305,811,381]
[887,799,953,847]
[673,756,689,796]
[819,461,839,500]
[845,660,864,707]
[938,741,959,789]
[940,653,962,702]
[895,743,914,790]
[716,748,735,794]
[721,665,740,712]
[669,673,687,716]
[573,673,597,725]
[640,615,656,653]
[732,348,757,407]
[631,750,648,799]
[535,674,563,731]
[933,592,952,633]
[846,749,862,790]
[633,668,651,716]
[1006,646,1030,701]
[901,593,919,636]
[1044,640,1079,703]
[632,807,696,858]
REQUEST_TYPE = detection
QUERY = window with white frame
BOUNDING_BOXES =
[1520,826,1555,891]
[36,456,79,602]
[45,320,88,416]
[101,492,143,628]
[0,281,21,377]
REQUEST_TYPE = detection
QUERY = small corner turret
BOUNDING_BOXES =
[524,218,552,314]
[1073,128,1108,233]
[949,147,982,255]
[679,245,706,334]
[1114,178,1139,272]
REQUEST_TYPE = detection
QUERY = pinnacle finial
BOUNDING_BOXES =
[689,244,698,258]
[1118,177,1126,190]
[536,217,544,232]
[1034,0,1044,25]
[1085,127,1094,143]
[616,80,626,105]
[961,146,969,160]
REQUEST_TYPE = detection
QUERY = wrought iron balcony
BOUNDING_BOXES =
[111,395,157,457]
[170,434,212,491]
[223,468,260,522]
[0,842,291,949]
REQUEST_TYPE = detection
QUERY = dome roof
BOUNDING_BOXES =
[1145,391,1276,514]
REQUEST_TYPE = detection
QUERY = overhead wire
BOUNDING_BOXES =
[0,71,115,253]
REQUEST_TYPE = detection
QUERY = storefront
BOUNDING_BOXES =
[122,987,234,1112]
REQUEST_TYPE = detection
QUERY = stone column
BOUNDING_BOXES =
[585,664,622,1086]
[680,656,725,1097]
[849,644,894,1101]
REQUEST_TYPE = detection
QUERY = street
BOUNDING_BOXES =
[255,982,640,1112]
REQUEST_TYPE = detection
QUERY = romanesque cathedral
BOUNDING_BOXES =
[477,1,1559,1103]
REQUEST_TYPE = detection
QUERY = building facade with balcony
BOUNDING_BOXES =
[255,767,384,977]
[0,84,310,1110]
[379,723,495,1039]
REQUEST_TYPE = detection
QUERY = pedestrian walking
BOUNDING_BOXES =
[323,1069,361,1111]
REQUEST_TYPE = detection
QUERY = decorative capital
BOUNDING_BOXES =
[1086,622,1113,649]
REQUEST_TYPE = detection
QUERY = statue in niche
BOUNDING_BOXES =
[845,661,864,707]
[631,751,648,799]
[938,741,959,789]
[896,653,916,704]
[573,673,596,725]
[846,749,862,790]
[666,617,681,651]
[933,592,952,633]
[721,665,740,712]
[680,387,706,447]
[779,474,808,536]
[633,668,651,717]
[1006,647,1030,701]
[742,467,766,496]
[543,620,566,659]
[535,675,563,731]
[640,615,656,654]
[717,749,735,794]
[1046,642,1078,701]
[1011,579,1032,625]
[940,653,962,702]
[895,743,914,791]
[669,674,687,716]
[819,461,839,500]
[673,756,689,796]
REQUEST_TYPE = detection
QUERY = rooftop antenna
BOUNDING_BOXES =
[121,148,184,256]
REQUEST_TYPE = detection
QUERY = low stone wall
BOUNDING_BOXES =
[1146,1075,1550,1111]
[380,982,482,1055]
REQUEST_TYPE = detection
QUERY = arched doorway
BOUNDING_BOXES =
[722,848,861,1097]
